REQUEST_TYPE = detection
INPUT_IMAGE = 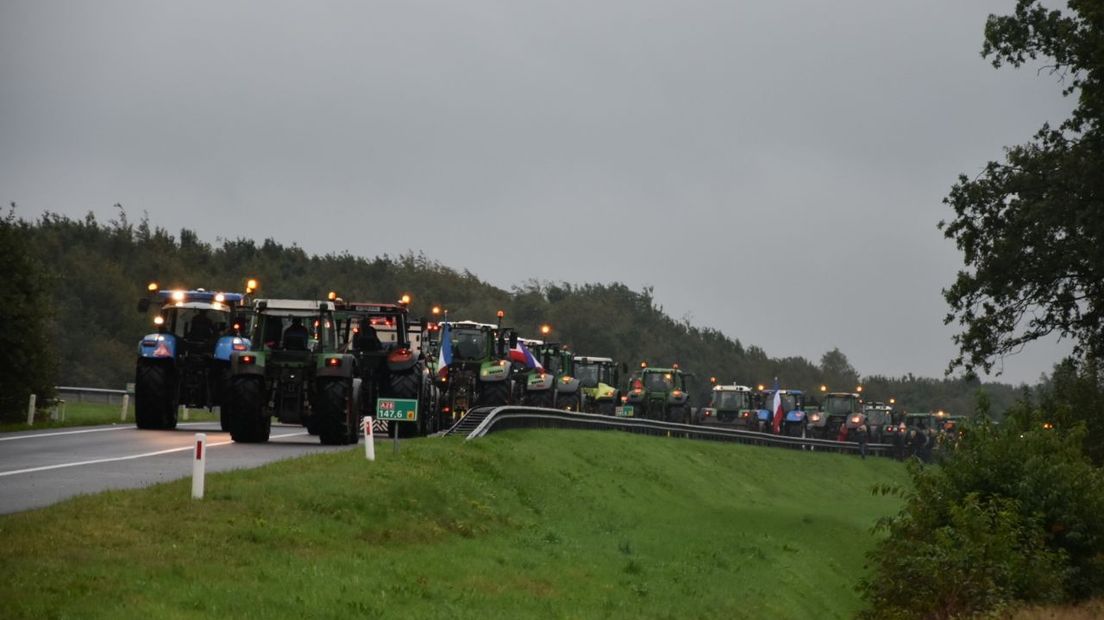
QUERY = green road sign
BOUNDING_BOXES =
[376,398,418,422]
[615,405,635,418]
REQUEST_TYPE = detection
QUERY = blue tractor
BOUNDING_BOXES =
[752,387,807,436]
[134,282,254,430]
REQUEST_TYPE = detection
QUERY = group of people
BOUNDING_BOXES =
[833,421,953,462]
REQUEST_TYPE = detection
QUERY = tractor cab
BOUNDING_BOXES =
[523,340,582,410]
[701,384,755,427]
[860,401,895,442]
[575,356,623,415]
[808,391,862,439]
[436,319,518,417]
[624,363,693,423]
[754,388,806,435]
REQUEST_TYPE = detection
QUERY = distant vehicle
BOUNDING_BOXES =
[624,363,693,424]
[334,300,439,437]
[858,401,895,442]
[434,319,518,421]
[754,388,807,435]
[575,356,624,415]
[700,384,756,427]
[224,298,358,445]
[807,392,862,439]
[134,283,253,430]
[523,341,582,411]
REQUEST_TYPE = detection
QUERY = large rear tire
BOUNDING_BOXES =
[316,379,356,446]
[227,376,270,443]
[523,389,554,408]
[666,405,690,425]
[476,380,511,408]
[214,361,231,431]
[135,360,178,430]
[557,392,582,412]
[388,372,423,437]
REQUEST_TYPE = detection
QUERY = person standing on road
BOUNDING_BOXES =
[857,423,868,459]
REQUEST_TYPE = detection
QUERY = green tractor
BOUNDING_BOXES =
[521,341,582,410]
[807,391,862,439]
[224,298,359,445]
[334,300,439,438]
[435,319,518,422]
[623,363,693,424]
[574,356,624,415]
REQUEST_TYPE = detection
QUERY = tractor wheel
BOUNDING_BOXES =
[135,360,178,430]
[558,392,582,412]
[598,401,616,416]
[388,372,422,437]
[524,389,554,408]
[316,379,356,446]
[666,405,690,425]
[476,380,511,408]
[214,362,231,431]
[227,376,270,443]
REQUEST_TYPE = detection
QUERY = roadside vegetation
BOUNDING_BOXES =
[0,430,906,619]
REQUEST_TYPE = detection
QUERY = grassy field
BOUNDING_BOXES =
[0,429,906,619]
[0,401,218,433]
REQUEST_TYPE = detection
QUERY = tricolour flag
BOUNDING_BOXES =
[436,322,452,378]
[771,379,785,434]
[510,341,543,370]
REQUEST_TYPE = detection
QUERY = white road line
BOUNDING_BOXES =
[0,426,134,442]
[0,421,228,442]
[0,431,309,478]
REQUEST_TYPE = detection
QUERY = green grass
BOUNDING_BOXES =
[0,402,218,433]
[0,430,906,619]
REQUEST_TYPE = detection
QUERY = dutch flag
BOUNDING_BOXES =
[437,322,452,378]
[510,341,543,370]
[771,378,785,434]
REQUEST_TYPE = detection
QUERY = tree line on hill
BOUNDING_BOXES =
[0,207,1025,422]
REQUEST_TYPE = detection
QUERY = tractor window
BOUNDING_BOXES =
[599,364,614,385]
[544,351,562,374]
[258,314,334,351]
[713,391,751,410]
[576,364,599,387]
[170,308,230,342]
[822,396,858,415]
[644,372,674,391]
[765,392,798,412]
[451,329,487,360]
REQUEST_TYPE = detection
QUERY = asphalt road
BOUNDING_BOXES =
[0,422,360,514]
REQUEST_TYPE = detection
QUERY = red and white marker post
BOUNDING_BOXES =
[364,416,375,461]
[192,433,206,499]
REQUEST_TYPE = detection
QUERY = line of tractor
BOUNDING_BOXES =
[131,279,963,453]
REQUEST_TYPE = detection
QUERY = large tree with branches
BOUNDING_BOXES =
[941,1,1104,374]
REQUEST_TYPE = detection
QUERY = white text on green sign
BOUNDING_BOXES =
[377,398,418,421]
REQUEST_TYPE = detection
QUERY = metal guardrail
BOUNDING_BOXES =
[54,386,129,405]
[461,406,896,458]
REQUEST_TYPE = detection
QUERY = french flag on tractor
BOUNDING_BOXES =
[771,378,785,434]
[510,340,543,370]
[436,322,452,378]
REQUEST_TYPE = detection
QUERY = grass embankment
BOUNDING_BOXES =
[0,430,905,618]
[0,402,217,433]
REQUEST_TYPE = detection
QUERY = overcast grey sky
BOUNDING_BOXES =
[0,1,1075,384]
